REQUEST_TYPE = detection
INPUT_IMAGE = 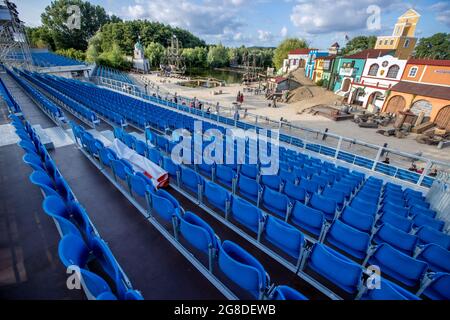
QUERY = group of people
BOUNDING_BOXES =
[382,158,439,177]
[236,91,244,104]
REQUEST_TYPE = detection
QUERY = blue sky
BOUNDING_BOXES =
[16,0,450,48]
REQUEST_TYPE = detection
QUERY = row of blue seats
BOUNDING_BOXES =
[18,68,437,189]
[0,78,21,113]
[31,52,84,67]
[94,65,135,85]
[10,114,142,301]
[7,68,65,121]
[71,122,307,300]
[106,125,450,300]
[20,70,99,126]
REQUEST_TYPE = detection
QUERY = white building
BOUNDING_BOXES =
[282,48,311,73]
[132,39,150,73]
[348,54,408,112]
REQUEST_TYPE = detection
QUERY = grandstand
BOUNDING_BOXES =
[31,52,85,68]
[91,65,136,85]
[0,62,449,301]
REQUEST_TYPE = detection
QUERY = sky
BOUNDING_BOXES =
[14,0,450,48]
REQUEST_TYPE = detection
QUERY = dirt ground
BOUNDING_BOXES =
[133,72,450,166]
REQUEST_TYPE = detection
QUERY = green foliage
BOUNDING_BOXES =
[98,20,206,56]
[97,43,131,70]
[85,31,102,63]
[342,36,377,55]
[182,47,208,68]
[145,42,166,68]
[207,44,229,68]
[414,33,450,60]
[273,38,308,70]
[26,26,55,50]
[55,48,86,61]
[40,0,117,51]
[315,79,324,87]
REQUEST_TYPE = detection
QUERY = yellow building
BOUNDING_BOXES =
[374,9,420,59]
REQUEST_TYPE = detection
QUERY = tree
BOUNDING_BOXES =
[55,48,86,61]
[273,38,308,70]
[145,42,166,68]
[26,26,55,50]
[86,31,102,63]
[207,44,229,68]
[414,33,450,60]
[41,0,114,51]
[182,47,208,68]
[98,42,130,69]
[342,36,377,55]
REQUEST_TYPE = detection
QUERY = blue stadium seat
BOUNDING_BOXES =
[325,220,370,260]
[261,187,292,220]
[367,244,428,288]
[416,226,450,250]
[180,167,203,195]
[204,181,230,213]
[305,244,363,295]
[290,201,325,239]
[378,211,413,233]
[360,278,420,300]
[261,174,282,191]
[299,179,319,194]
[283,181,307,204]
[240,164,259,180]
[420,273,450,300]
[176,211,219,271]
[381,202,409,218]
[339,206,374,233]
[279,169,297,185]
[215,165,236,188]
[350,197,378,216]
[149,189,180,222]
[412,214,445,232]
[29,171,74,202]
[230,196,264,235]
[373,224,418,256]
[162,155,179,178]
[263,215,304,261]
[416,244,450,273]
[410,205,437,219]
[309,193,337,221]
[218,240,269,299]
[236,174,260,203]
[270,285,308,300]
[130,174,151,199]
[111,159,133,184]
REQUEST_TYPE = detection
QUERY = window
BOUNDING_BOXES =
[408,66,418,77]
[390,40,394,45]
[387,65,400,78]
[384,40,388,45]
[368,64,379,76]
[404,39,410,48]
[379,40,382,45]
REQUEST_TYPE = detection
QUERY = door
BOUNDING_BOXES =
[435,105,450,131]
[385,95,406,113]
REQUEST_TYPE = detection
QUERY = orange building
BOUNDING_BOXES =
[381,59,450,130]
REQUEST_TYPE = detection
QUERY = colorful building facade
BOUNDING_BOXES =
[332,49,393,96]
[381,59,450,130]
[282,48,311,73]
[374,9,420,59]
[305,49,329,80]
[313,55,336,84]
[348,54,407,112]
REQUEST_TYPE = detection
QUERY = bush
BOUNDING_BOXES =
[316,79,324,87]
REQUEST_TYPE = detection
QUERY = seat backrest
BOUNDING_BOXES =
[181,167,202,192]
[416,244,450,273]
[130,174,149,198]
[178,211,217,254]
[350,197,377,216]
[371,244,428,288]
[308,244,363,294]
[264,215,304,259]
[283,181,306,203]
[410,205,436,218]
[231,196,263,233]
[340,206,374,233]
[262,187,290,214]
[218,240,267,299]
[290,201,324,237]
[58,234,90,268]
[241,164,258,179]
[271,285,308,300]
[416,226,450,250]
[204,181,229,212]
[375,223,418,255]
[413,214,444,232]
[423,273,450,300]
[382,202,409,217]
[361,278,420,300]
[150,192,178,222]
[261,174,282,191]
[238,174,259,197]
[216,165,235,184]
[309,194,336,219]
[326,220,370,259]
[379,211,412,233]
[80,269,113,300]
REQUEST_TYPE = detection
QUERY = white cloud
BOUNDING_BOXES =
[257,30,273,42]
[124,0,247,38]
[430,2,450,27]
[290,0,404,35]
[280,26,288,37]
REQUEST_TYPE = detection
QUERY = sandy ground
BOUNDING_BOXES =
[133,73,450,167]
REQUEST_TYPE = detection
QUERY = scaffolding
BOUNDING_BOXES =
[160,35,186,75]
[0,0,33,70]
